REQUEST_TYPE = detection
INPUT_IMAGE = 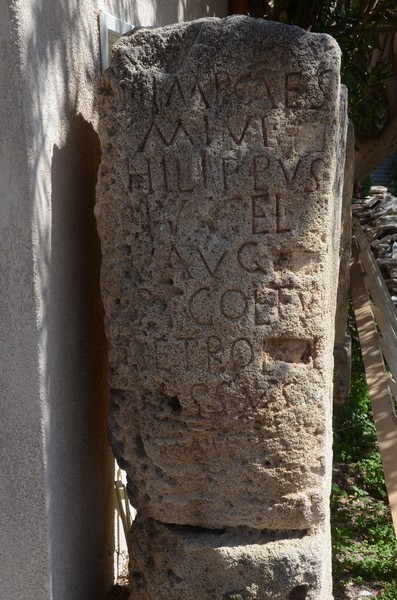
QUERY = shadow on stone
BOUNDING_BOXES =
[287,583,309,599]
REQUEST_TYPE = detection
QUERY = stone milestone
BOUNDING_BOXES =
[95,15,346,599]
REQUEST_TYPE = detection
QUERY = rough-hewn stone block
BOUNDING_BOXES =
[128,515,331,599]
[96,15,347,599]
[333,120,354,405]
[96,16,344,530]
[96,16,345,535]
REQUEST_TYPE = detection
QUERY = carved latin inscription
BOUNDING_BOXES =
[96,21,345,581]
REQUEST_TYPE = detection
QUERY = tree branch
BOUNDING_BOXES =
[382,32,397,117]
[354,115,397,181]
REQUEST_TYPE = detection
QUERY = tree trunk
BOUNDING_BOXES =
[355,32,397,183]
[354,116,397,183]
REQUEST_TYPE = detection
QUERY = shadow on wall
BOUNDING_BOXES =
[18,0,115,598]
[49,115,114,600]
[20,1,228,598]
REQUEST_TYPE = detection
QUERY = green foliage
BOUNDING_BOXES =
[356,175,373,198]
[340,35,389,141]
[381,581,397,599]
[332,310,397,597]
[248,1,397,142]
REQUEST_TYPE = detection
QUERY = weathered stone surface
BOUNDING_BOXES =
[333,333,352,405]
[128,515,331,600]
[333,120,354,404]
[96,16,345,531]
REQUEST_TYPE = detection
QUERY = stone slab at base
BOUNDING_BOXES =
[128,515,331,600]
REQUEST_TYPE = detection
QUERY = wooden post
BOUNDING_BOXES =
[350,236,397,537]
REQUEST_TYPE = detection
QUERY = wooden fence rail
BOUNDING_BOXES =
[350,218,397,537]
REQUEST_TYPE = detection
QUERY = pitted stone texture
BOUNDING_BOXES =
[96,16,345,529]
[333,120,354,405]
[112,384,327,531]
[128,515,331,600]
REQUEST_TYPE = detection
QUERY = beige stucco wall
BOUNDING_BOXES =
[0,2,228,600]
[0,4,52,599]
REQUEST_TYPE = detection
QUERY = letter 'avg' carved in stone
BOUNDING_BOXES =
[95,15,347,600]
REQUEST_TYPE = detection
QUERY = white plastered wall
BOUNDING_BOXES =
[0,2,228,600]
[0,4,52,599]
[101,0,228,27]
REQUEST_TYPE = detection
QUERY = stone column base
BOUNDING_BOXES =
[128,515,332,600]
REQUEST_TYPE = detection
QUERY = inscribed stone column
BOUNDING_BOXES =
[95,16,346,599]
